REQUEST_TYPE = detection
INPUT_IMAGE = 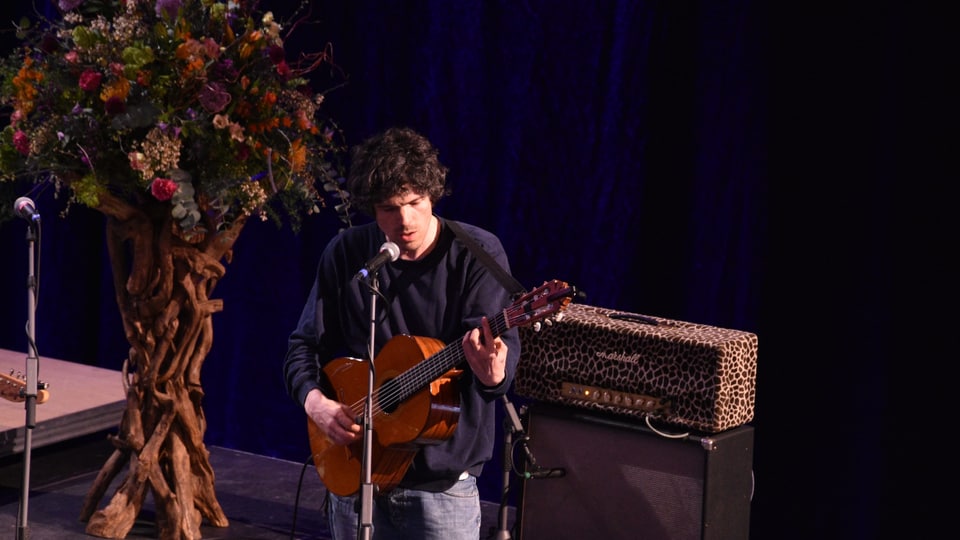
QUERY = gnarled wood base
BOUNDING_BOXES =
[79,193,245,539]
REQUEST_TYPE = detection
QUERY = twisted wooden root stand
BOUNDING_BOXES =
[78,192,247,540]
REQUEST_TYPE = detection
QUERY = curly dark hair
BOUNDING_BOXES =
[346,127,452,215]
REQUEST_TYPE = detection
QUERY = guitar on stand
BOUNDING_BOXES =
[1,370,50,404]
[307,279,577,497]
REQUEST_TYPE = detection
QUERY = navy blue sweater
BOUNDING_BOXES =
[284,217,520,491]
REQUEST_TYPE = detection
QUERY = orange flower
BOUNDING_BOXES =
[295,110,312,131]
[100,77,131,103]
[175,40,199,60]
[289,138,306,173]
[12,57,43,114]
[187,58,205,78]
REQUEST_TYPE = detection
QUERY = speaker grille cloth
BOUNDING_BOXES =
[521,408,707,540]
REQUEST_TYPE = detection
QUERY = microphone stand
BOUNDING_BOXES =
[493,397,565,540]
[357,274,380,540]
[16,220,40,540]
[493,395,522,540]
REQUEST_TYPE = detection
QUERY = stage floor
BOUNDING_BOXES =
[0,349,515,539]
[0,432,515,540]
[1,440,331,539]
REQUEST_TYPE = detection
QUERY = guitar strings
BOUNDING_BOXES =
[340,307,516,421]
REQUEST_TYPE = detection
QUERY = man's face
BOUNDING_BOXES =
[374,190,435,261]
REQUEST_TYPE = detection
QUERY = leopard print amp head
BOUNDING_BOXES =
[515,303,758,433]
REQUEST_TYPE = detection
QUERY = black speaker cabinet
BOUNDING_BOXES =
[517,402,754,540]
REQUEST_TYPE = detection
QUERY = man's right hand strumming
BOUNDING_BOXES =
[304,388,361,445]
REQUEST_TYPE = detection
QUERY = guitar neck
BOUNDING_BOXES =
[1,371,50,404]
[375,279,576,413]
[388,310,508,403]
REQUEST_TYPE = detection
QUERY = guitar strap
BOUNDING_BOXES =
[444,218,527,298]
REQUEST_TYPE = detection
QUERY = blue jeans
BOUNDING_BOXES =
[328,474,481,540]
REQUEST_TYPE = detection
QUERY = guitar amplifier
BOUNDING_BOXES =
[514,303,758,433]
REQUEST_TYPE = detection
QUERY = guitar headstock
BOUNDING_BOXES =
[506,279,577,330]
[1,370,50,404]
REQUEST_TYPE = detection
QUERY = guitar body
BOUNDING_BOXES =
[308,334,462,496]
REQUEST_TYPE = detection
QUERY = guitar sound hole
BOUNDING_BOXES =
[378,378,400,414]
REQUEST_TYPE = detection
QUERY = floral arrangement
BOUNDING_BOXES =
[0,0,352,236]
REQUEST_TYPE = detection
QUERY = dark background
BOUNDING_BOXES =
[0,1,952,538]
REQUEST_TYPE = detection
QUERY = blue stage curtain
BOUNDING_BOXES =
[2,1,951,538]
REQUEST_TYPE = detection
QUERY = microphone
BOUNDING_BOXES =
[525,467,566,480]
[353,241,400,280]
[14,197,40,223]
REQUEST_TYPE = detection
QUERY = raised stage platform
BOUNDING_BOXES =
[0,348,126,457]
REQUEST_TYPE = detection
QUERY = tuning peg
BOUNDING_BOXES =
[532,321,542,332]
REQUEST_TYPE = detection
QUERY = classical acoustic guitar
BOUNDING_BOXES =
[1,370,50,404]
[308,279,577,496]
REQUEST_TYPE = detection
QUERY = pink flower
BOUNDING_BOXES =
[266,45,285,65]
[128,151,147,171]
[201,38,220,59]
[78,70,102,91]
[228,122,245,142]
[275,61,291,80]
[12,130,30,156]
[150,178,179,201]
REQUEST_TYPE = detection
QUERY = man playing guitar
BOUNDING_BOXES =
[284,127,523,540]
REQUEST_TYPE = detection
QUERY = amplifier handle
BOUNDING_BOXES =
[608,312,659,326]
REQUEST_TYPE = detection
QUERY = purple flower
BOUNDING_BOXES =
[58,0,85,11]
[39,32,60,54]
[155,0,183,19]
[209,59,237,82]
[104,96,126,115]
[156,0,183,19]
[198,82,231,114]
